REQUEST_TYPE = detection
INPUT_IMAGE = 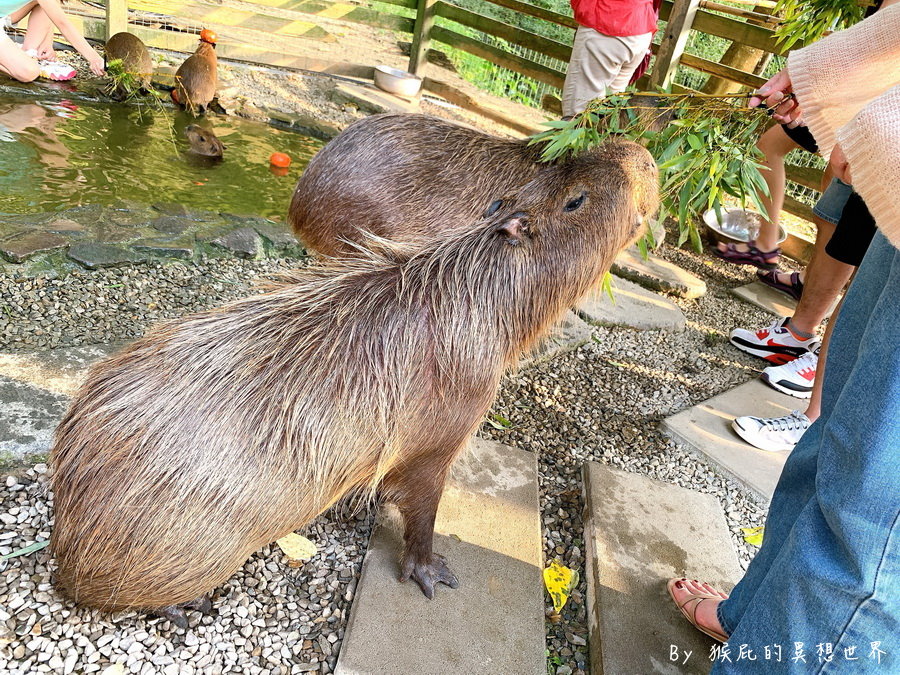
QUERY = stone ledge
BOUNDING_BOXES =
[582,462,742,675]
[336,438,545,675]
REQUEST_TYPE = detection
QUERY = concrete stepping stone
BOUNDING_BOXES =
[521,310,592,367]
[731,280,839,319]
[731,281,796,317]
[661,379,801,501]
[330,82,420,115]
[578,277,686,332]
[612,247,707,299]
[582,462,743,675]
[0,375,70,469]
[336,438,544,675]
[0,344,120,396]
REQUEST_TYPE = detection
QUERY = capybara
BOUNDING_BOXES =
[50,138,657,626]
[289,113,661,257]
[184,123,225,158]
[172,29,218,115]
[104,32,153,99]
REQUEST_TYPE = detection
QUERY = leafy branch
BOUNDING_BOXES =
[530,90,771,253]
[772,0,867,51]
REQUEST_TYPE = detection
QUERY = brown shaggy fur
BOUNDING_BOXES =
[184,124,225,158]
[289,113,659,257]
[173,41,217,115]
[51,139,657,614]
[104,32,152,98]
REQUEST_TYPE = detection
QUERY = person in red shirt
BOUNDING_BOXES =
[562,0,659,117]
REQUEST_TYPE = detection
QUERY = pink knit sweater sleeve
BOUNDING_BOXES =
[786,4,900,246]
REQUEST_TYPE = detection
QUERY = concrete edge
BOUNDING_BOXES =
[581,462,604,675]
[659,417,771,505]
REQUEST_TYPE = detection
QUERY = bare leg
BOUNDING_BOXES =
[719,125,798,258]
[20,3,55,58]
[789,252,852,336]
[0,27,40,82]
[381,450,461,599]
[804,287,849,421]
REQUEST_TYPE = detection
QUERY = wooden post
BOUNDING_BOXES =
[408,0,437,76]
[105,0,128,40]
[649,0,701,89]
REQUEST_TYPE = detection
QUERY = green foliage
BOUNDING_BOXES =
[104,58,158,101]
[773,0,865,50]
[531,91,771,251]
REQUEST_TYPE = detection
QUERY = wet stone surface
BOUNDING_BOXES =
[0,203,303,277]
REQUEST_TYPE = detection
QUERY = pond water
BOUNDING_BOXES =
[0,88,324,219]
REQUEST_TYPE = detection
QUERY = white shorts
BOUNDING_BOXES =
[561,27,653,118]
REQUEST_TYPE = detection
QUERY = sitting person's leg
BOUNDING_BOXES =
[715,124,813,268]
[0,18,40,82]
[18,1,56,60]
[732,193,879,452]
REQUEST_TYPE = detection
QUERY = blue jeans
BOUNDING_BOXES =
[712,231,900,673]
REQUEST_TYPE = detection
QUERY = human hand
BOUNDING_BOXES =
[829,143,852,185]
[88,52,105,77]
[37,46,57,61]
[749,68,802,125]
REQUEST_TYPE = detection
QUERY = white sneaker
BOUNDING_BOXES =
[730,317,821,364]
[761,349,818,399]
[732,410,811,452]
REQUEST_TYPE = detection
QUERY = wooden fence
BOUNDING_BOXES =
[67,0,823,228]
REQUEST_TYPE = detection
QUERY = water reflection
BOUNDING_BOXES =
[0,92,323,218]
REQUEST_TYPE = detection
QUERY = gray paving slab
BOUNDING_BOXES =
[336,438,544,675]
[731,280,839,319]
[731,281,797,318]
[612,247,707,299]
[0,344,120,396]
[582,462,743,675]
[661,379,801,501]
[578,277,686,332]
[0,375,69,468]
[522,309,593,367]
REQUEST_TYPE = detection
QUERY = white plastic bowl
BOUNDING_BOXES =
[373,65,422,98]
[703,207,787,245]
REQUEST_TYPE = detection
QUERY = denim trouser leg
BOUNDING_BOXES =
[711,232,900,673]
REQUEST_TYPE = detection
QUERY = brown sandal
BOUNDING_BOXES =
[667,578,730,642]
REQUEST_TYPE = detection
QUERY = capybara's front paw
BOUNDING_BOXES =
[399,552,459,599]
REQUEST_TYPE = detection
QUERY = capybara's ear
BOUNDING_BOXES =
[483,199,504,218]
[496,212,529,245]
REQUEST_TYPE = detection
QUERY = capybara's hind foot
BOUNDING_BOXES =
[154,605,188,629]
[400,552,459,599]
[154,595,212,629]
[184,595,212,613]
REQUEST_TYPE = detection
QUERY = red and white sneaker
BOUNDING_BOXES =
[730,317,821,364]
[761,348,818,398]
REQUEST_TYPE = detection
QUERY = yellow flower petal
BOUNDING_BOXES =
[276,533,318,562]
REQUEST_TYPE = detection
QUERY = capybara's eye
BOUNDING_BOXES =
[564,192,587,212]
[484,199,504,217]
